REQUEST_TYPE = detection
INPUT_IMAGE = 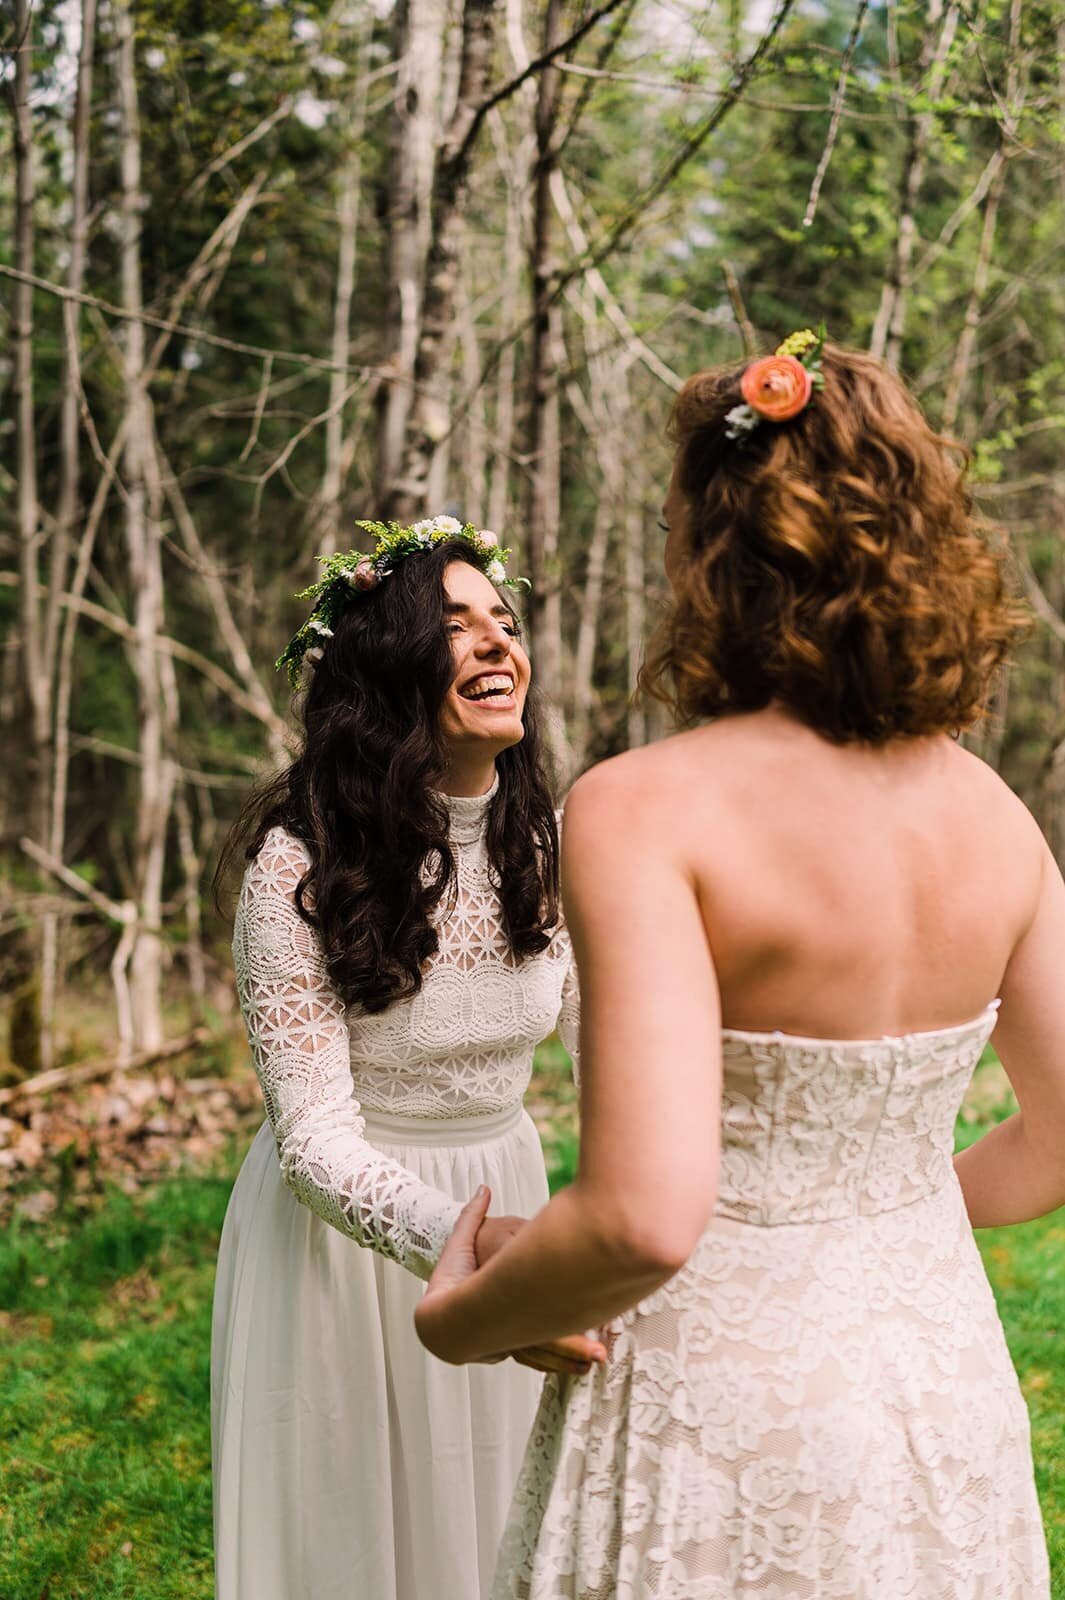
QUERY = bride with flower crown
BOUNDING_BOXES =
[211,518,602,1600]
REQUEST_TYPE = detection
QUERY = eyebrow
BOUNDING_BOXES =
[444,600,515,620]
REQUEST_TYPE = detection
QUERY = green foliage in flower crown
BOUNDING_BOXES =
[275,517,527,688]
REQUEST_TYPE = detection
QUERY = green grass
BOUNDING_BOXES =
[0,1049,1061,1598]
[978,1209,1065,1590]
[0,1178,230,1600]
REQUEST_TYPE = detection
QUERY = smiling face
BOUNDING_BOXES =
[437,559,531,784]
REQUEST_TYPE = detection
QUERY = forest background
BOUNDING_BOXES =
[2,0,1065,1593]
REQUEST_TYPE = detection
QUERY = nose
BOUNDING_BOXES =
[475,617,513,657]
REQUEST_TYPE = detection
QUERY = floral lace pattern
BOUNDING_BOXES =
[233,787,578,1281]
[495,1010,1050,1599]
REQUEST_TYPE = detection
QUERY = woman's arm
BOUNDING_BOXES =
[416,756,723,1362]
[234,828,463,1279]
[955,836,1065,1227]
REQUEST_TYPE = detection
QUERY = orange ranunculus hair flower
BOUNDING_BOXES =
[739,354,813,421]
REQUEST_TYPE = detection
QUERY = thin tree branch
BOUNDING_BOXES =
[721,260,758,355]
[20,838,133,927]
[801,0,871,228]
[184,97,294,199]
[0,573,291,732]
[0,263,379,379]
[449,0,797,436]
[453,0,630,173]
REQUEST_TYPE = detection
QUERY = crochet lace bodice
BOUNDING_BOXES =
[232,783,579,1280]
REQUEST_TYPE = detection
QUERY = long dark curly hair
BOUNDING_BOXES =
[642,343,1028,743]
[216,541,560,1013]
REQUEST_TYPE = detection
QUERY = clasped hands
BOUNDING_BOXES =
[419,1186,607,1377]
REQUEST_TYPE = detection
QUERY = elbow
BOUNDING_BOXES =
[585,1187,716,1279]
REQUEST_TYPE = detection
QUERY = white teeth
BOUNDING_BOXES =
[462,675,514,701]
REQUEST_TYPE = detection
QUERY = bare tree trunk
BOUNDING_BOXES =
[385,0,503,520]
[174,784,206,1009]
[485,152,523,533]
[869,0,959,366]
[526,0,565,708]
[318,13,372,555]
[458,274,487,525]
[116,0,174,1057]
[624,475,647,750]
[154,440,289,762]
[571,481,613,771]
[941,0,1025,433]
[13,0,48,846]
[939,163,1007,433]
[40,0,98,1069]
[9,0,46,1078]
[564,310,622,773]
[375,0,447,504]
[48,0,96,681]
[485,0,539,538]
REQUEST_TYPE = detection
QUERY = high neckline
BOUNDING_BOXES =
[436,771,499,844]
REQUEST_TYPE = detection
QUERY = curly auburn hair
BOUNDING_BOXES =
[641,342,1027,743]
[216,541,559,1014]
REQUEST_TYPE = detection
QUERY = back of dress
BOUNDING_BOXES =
[494,720,1051,1600]
[499,1008,1049,1599]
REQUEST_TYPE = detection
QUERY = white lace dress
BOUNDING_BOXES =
[212,783,578,1600]
[495,1006,1050,1600]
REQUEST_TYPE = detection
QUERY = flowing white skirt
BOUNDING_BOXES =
[212,1106,549,1600]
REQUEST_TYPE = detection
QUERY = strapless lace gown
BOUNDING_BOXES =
[495,1006,1050,1599]
[212,784,579,1600]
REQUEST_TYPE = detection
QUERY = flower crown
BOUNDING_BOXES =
[724,326,826,441]
[275,515,527,686]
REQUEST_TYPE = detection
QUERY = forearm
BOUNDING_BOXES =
[280,1121,462,1279]
[954,1112,1065,1228]
[415,1183,679,1362]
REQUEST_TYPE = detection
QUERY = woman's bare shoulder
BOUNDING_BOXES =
[948,741,1045,842]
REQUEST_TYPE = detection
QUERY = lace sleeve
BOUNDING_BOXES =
[554,806,580,1086]
[232,828,463,1280]
[558,943,581,1088]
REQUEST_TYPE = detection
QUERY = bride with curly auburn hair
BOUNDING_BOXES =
[211,530,600,1600]
[416,342,1056,1599]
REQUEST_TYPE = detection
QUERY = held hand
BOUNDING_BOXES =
[474,1213,526,1268]
[470,1215,607,1371]
[511,1332,607,1376]
[416,1186,494,1363]
[416,1189,608,1375]
[429,1185,493,1298]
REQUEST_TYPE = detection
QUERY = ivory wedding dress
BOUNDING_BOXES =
[495,1005,1050,1600]
[212,781,578,1600]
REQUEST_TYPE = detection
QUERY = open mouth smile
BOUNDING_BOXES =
[459,673,517,707]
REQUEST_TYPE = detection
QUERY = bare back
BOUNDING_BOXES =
[643,707,1043,1039]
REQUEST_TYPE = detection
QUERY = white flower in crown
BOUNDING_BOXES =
[309,617,334,637]
[430,514,462,533]
[486,558,506,584]
[480,530,499,547]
